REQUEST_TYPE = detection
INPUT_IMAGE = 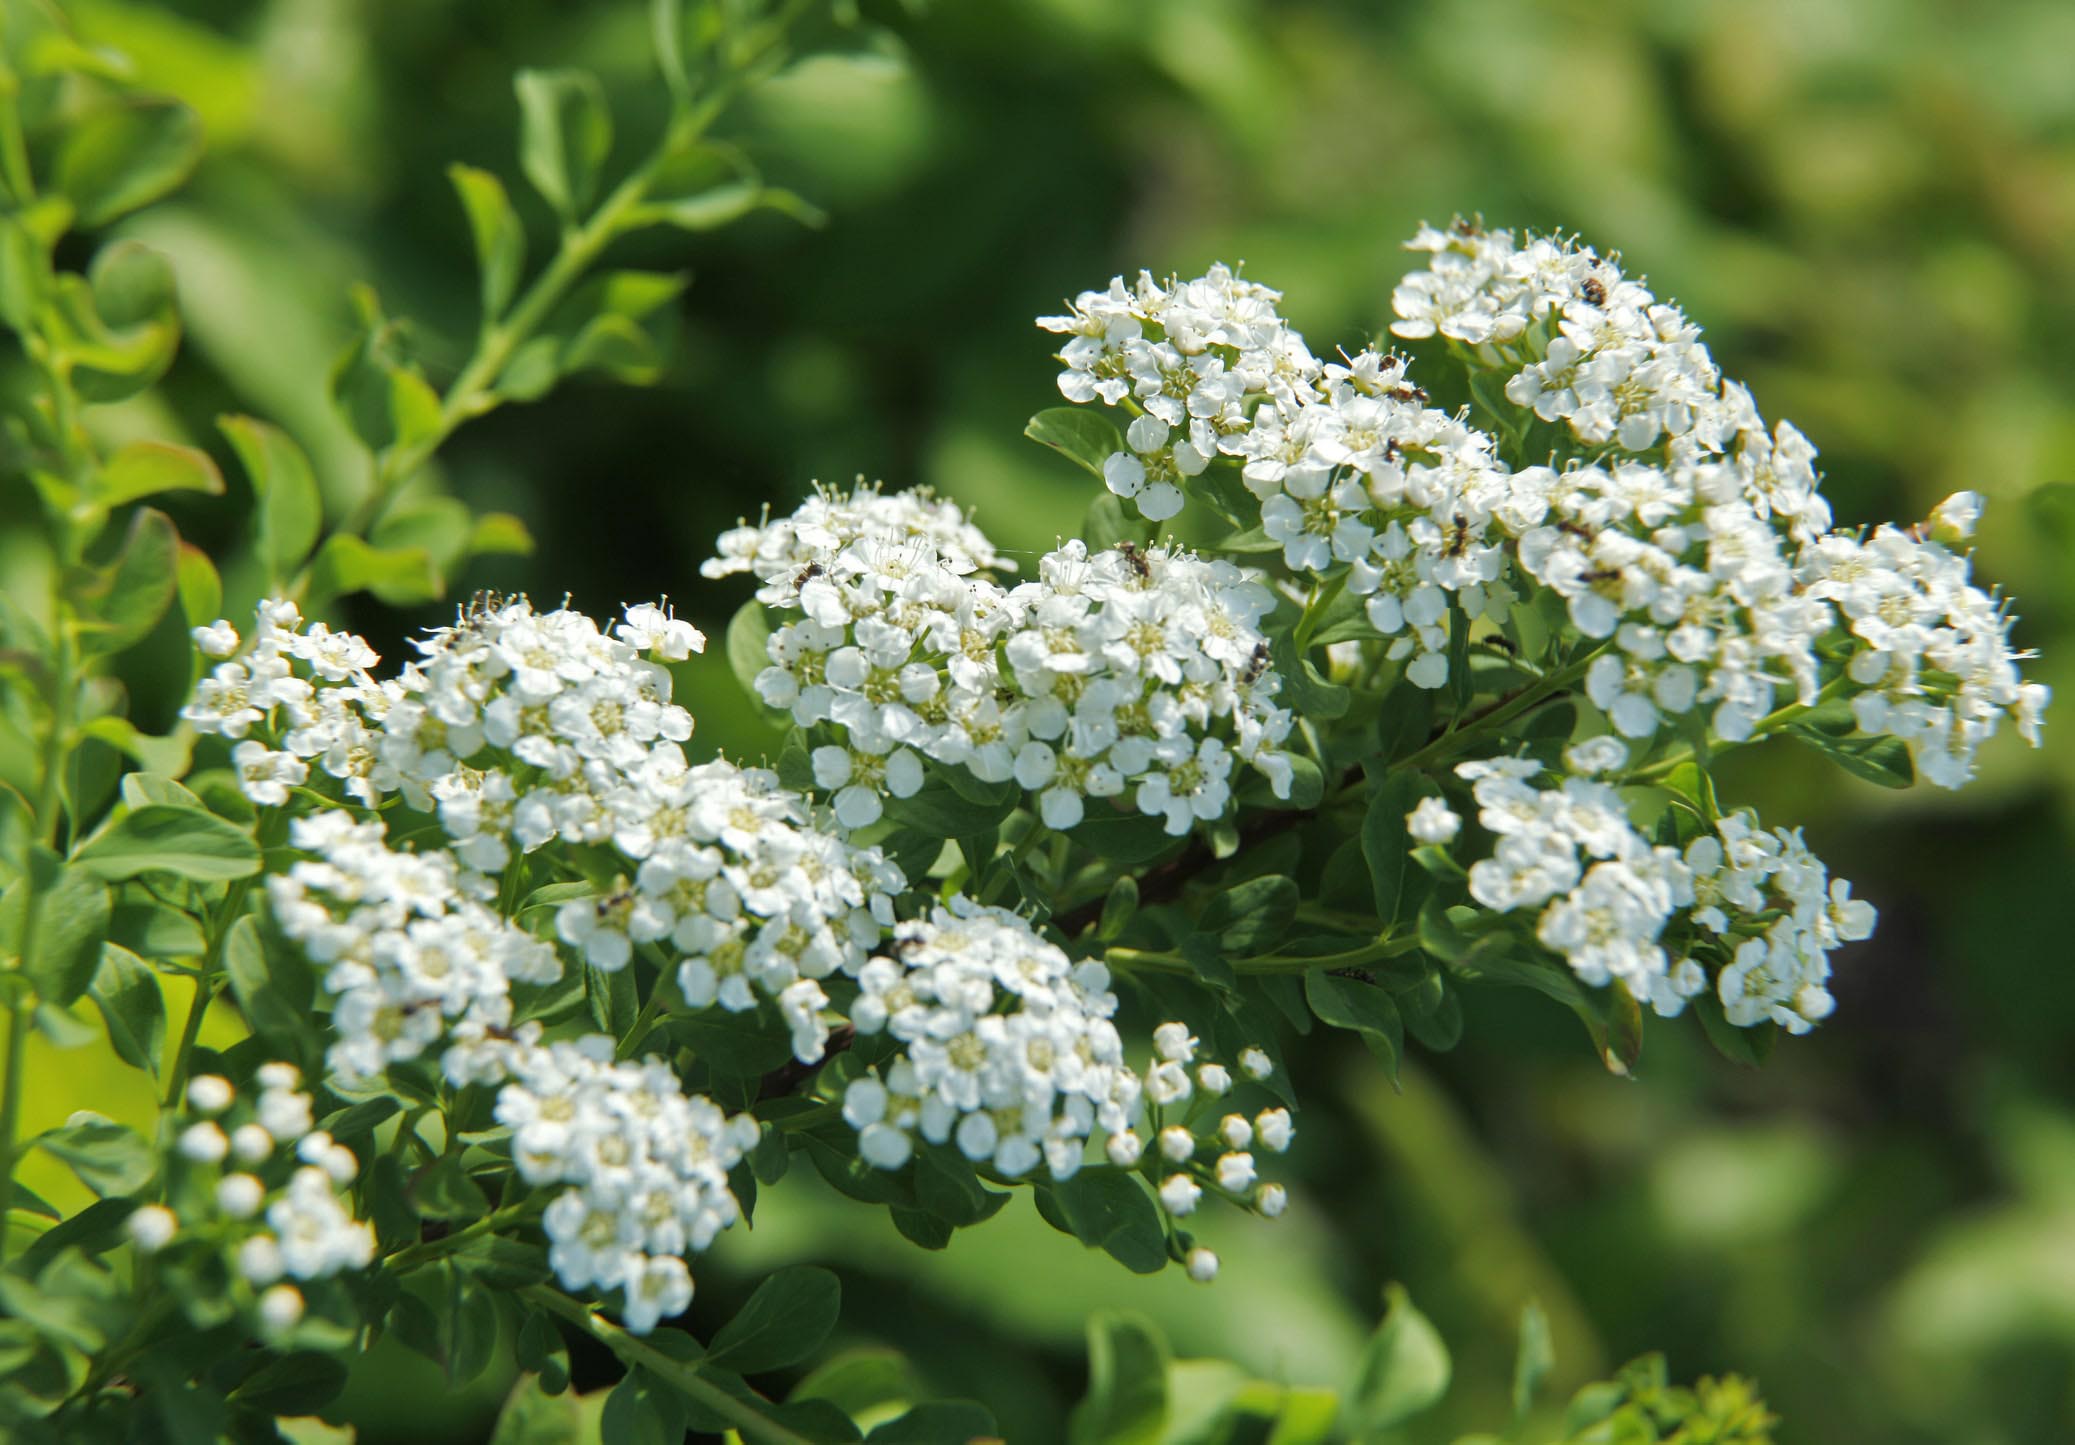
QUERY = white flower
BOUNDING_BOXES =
[258,1284,304,1336]
[617,602,707,661]
[1185,1247,1220,1283]
[1237,1047,1273,1080]
[187,1075,234,1114]
[1153,1022,1197,1062]
[179,1121,229,1164]
[1257,1182,1288,1218]
[126,1204,177,1253]
[1159,1173,1202,1216]
[217,1173,265,1219]
[1406,796,1462,845]
[233,740,308,807]
[238,1234,285,1285]
[193,619,240,657]
[1105,1130,1144,1167]
[1215,1151,1257,1193]
[1159,1126,1196,1162]
[1196,1063,1232,1096]
[1254,1108,1293,1153]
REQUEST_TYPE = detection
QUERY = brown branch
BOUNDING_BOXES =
[755,1023,855,1101]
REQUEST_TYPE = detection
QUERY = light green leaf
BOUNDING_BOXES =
[81,506,179,656]
[220,415,323,575]
[1068,1312,1168,1445]
[514,69,613,219]
[95,440,223,510]
[450,163,528,318]
[1342,1284,1451,1434]
[0,848,112,1005]
[470,512,535,557]
[35,1115,155,1197]
[1512,1300,1554,1423]
[54,97,203,228]
[1026,407,1123,480]
[71,802,260,882]
[307,534,443,607]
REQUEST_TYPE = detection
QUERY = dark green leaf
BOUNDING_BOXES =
[1035,1169,1167,1275]
[1200,874,1298,957]
[89,942,164,1077]
[230,1351,350,1415]
[705,1265,842,1375]
[867,1402,1000,1442]
[1305,969,1403,1083]
[1362,770,1423,929]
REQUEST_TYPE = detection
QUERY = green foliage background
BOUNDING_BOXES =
[6,0,2074,1438]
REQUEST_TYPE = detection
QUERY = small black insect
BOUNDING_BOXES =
[1116,540,1151,578]
[1241,641,1273,687]
[1582,275,1608,307]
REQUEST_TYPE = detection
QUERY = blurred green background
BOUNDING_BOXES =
[9,0,2075,1438]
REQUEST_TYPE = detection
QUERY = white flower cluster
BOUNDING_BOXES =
[261,806,760,1334]
[1448,755,1873,1033]
[1389,222,2048,776]
[702,478,1013,606]
[267,811,560,1084]
[129,1064,376,1337]
[840,901,1290,1272]
[839,896,1137,1177]
[189,598,904,1056]
[486,1031,759,1334]
[734,489,1298,835]
[1040,267,1515,689]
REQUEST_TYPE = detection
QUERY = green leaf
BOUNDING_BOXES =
[0,214,50,330]
[866,1402,1000,1442]
[1034,1169,1168,1275]
[230,1351,350,1415]
[1069,1312,1169,1445]
[471,512,536,557]
[1305,969,1403,1083]
[1362,770,1423,929]
[1342,1284,1451,1434]
[727,600,774,699]
[1269,631,1349,721]
[175,542,222,632]
[95,440,224,510]
[1692,991,1776,1068]
[1098,876,1138,941]
[1201,874,1298,957]
[220,415,323,575]
[373,496,476,578]
[81,506,178,656]
[514,69,613,219]
[1026,407,1124,480]
[450,163,528,318]
[1783,724,1915,789]
[89,942,164,1077]
[223,912,313,1046]
[0,848,112,1006]
[600,1367,686,1445]
[705,1265,841,1375]
[54,96,203,227]
[328,287,446,459]
[36,1115,155,1197]
[636,179,824,232]
[1081,492,1152,552]
[498,270,687,399]
[307,534,443,607]
[46,256,180,403]
[514,1314,573,1398]
[72,802,259,881]
[1512,1300,1554,1423]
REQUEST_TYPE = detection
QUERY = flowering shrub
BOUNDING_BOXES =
[0,2,2050,1442]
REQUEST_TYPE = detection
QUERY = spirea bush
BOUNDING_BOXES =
[0,2,2049,1442]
